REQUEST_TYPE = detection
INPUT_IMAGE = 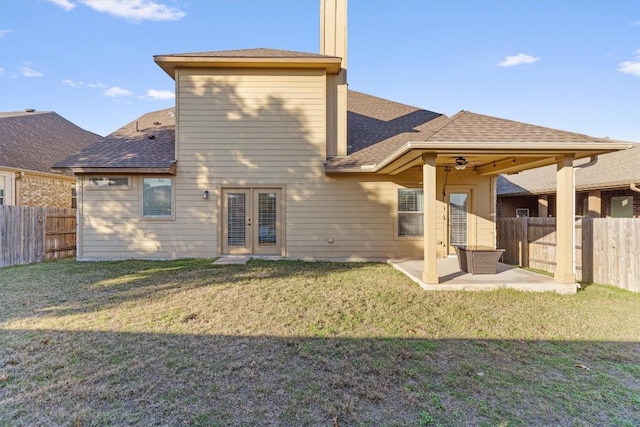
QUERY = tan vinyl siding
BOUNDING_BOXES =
[79,66,496,261]
[79,175,216,260]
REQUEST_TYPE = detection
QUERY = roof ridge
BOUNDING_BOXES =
[458,110,603,141]
[423,110,468,141]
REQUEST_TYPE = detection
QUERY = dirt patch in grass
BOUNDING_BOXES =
[1,259,639,426]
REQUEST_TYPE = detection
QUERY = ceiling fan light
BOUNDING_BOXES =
[455,157,467,170]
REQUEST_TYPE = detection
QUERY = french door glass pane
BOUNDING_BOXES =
[450,193,467,246]
[258,192,277,246]
[227,193,246,246]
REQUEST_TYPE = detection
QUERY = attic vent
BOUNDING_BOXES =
[24,108,36,113]
[153,121,161,125]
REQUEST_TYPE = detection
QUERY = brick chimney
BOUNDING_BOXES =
[320,0,347,156]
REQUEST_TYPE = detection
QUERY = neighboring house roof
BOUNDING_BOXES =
[497,143,640,196]
[53,108,176,173]
[154,48,343,78]
[0,110,100,175]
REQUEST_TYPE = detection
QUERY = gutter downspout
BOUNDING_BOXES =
[14,171,25,205]
[574,155,598,170]
[630,183,640,193]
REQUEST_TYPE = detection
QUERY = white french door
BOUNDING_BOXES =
[222,188,282,255]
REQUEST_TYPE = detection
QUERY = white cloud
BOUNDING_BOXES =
[45,0,76,11]
[62,79,107,88]
[146,89,175,100]
[22,65,43,77]
[81,0,185,22]
[0,30,10,39]
[104,86,133,97]
[45,0,185,22]
[618,49,640,76]
[498,53,540,67]
[632,21,640,26]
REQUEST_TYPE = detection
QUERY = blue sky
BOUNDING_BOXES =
[1,0,639,141]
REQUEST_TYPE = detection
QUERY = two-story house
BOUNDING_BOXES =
[54,0,629,287]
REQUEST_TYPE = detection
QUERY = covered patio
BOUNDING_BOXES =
[390,257,576,294]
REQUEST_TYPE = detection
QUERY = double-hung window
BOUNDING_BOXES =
[398,188,423,237]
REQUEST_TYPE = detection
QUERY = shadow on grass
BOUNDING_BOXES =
[1,329,639,426]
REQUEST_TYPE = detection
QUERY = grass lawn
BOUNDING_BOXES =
[1,258,639,426]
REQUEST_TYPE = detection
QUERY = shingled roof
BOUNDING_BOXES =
[53,108,176,173]
[155,47,339,59]
[0,111,100,175]
[54,90,628,175]
[326,107,612,170]
[497,143,640,196]
[326,91,447,169]
[55,91,442,172]
[154,48,343,78]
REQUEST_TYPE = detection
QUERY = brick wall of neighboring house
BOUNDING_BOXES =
[16,174,75,208]
[601,188,640,218]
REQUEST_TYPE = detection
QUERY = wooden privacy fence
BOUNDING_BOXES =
[0,206,76,268]
[497,217,640,292]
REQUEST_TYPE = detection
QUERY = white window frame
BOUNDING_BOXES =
[0,171,15,205]
[397,188,424,238]
[140,176,175,220]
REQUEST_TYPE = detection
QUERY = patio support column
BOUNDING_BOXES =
[422,154,439,284]
[555,155,576,284]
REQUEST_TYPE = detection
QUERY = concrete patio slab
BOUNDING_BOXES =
[389,256,577,294]
[213,255,284,265]
[212,256,251,265]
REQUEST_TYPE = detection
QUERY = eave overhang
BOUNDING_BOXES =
[325,141,632,176]
[154,56,343,79]
[52,162,177,175]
